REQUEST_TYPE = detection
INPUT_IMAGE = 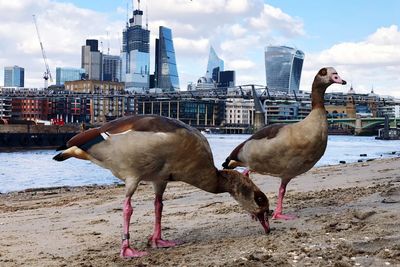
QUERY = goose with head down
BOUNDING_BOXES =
[223,67,346,220]
[53,114,270,258]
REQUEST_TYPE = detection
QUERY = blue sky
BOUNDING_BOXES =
[1,0,399,97]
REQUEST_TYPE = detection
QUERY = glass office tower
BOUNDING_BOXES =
[56,67,86,85]
[265,46,305,94]
[102,55,121,82]
[121,7,150,92]
[206,46,224,81]
[4,66,24,87]
[154,26,179,91]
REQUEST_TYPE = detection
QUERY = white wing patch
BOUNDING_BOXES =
[102,129,133,139]
[100,132,110,140]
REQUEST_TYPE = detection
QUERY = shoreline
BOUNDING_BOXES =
[1,154,399,195]
[1,158,400,266]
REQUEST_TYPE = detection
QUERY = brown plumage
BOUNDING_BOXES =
[54,114,270,258]
[223,67,347,220]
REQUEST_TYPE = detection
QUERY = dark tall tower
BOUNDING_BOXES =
[82,39,102,80]
[154,26,180,91]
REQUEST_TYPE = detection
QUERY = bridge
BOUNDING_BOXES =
[268,117,400,135]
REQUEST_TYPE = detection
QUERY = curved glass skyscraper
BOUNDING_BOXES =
[265,46,305,94]
[155,26,179,91]
[206,46,224,81]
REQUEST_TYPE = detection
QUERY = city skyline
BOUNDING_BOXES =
[0,0,399,97]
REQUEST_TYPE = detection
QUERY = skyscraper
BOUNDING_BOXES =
[154,26,179,91]
[265,46,305,94]
[121,4,150,92]
[81,39,102,80]
[4,66,24,87]
[102,55,122,82]
[56,67,86,85]
[206,46,224,81]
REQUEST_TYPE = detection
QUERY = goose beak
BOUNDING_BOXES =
[331,73,347,85]
[256,211,270,234]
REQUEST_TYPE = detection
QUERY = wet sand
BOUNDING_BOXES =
[0,158,399,266]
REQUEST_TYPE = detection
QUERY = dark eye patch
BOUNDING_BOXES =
[318,68,327,76]
[254,190,268,206]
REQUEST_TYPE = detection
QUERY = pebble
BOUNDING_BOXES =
[385,262,391,265]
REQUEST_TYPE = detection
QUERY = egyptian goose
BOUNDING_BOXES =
[53,114,270,258]
[223,67,346,220]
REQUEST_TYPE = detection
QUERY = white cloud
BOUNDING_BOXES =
[227,59,257,70]
[302,25,400,97]
[249,4,305,38]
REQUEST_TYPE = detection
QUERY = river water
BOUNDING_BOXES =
[0,135,399,193]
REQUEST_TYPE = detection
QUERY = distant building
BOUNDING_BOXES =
[136,97,225,128]
[56,67,86,85]
[265,46,304,94]
[4,66,24,87]
[102,54,121,82]
[217,70,235,88]
[121,6,150,92]
[82,39,102,80]
[225,98,254,125]
[154,26,179,91]
[64,80,124,94]
[195,77,215,90]
[0,96,12,120]
[206,46,224,80]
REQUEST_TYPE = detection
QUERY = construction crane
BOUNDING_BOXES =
[32,14,53,88]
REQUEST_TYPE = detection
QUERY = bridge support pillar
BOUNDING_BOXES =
[254,111,265,132]
[354,116,362,135]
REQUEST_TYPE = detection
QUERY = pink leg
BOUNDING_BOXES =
[120,197,147,258]
[242,169,250,177]
[272,181,297,220]
[148,194,182,248]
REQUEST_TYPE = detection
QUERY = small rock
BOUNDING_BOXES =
[353,210,376,220]
[336,223,351,231]
[334,261,352,267]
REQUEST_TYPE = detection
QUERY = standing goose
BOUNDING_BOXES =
[53,115,270,258]
[223,67,346,220]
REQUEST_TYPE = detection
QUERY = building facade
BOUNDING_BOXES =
[154,26,180,91]
[0,97,12,120]
[225,98,254,125]
[102,54,121,82]
[82,39,102,81]
[64,80,125,94]
[121,7,150,92]
[265,46,304,94]
[56,67,86,85]
[206,46,224,80]
[4,66,24,87]
[136,98,225,128]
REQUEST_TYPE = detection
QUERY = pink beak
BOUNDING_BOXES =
[331,73,347,85]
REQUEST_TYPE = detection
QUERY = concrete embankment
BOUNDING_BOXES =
[0,124,80,150]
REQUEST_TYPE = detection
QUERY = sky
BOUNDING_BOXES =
[0,0,399,97]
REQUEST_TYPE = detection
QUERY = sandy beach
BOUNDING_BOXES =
[1,157,399,266]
